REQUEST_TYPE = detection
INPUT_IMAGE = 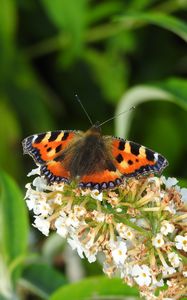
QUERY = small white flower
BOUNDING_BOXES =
[26,198,36,211]
[183,271,187,277]
[66,212,80,228]
[152,233,165,248]
[92,210,105,222]
[25,183,39,200]
[132,264,152,287]
[181,188,187,203]
[136,218,150,229]
[151,277,164,287]
[90,190,103,201]
[160,220,175,236]
[116,223,134,240]
[162,265,176,276]
[155,279,164,287]
[111,240,127,265]
[168,252,181,268]
[33,216,50,236]
[116,208,122,213]
[103,261,116,278]
[84,232,95,250]
[175,235,187,252]
[68,235,84,259]
[164,201,176,214]
[55,216,68,238]
[53,193,63,205]
[32,176,48,192]
[27,167,41,177]
[73,205,87,218]
[84,247,98,263]
[120,262,132,278]
[161,176,178,188]
[33,201,53,217]
[49,182,64,192]
[148,176,161,186]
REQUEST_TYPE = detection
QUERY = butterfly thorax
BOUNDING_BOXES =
[66,126,116,179]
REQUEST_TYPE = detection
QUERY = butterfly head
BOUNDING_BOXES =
[89,121,102,134]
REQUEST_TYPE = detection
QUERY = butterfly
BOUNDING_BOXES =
[22,123,168,190]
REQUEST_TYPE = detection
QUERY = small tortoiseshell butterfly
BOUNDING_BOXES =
[22,123,168,190]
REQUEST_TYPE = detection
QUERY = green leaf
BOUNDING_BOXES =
[0,0,16,43]
[136,106,184,174]
[115,78,187,138]
[118,12,187,42]
[21,263,67,299]
[126,0,151,11]
[178,178,187,187]
[50,276,139,300]
[86,2,123,25]
[0,0,17,85]
[41,0,88,58]
[84,49,128,103]
[0,98,21,178]
[0,171,28,281]
[7,55,55,132]
[41,0,87,30]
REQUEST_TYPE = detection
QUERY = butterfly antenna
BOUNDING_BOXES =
[75,94,93,126]
[99,106,136,127]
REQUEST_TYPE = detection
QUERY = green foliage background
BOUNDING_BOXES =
[0,0,187,299]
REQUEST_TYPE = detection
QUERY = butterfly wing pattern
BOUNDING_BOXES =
[23,126,168,190]
[22,130,83,184]
[110,137,168,178]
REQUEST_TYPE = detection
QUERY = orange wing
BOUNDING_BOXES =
[110,138,168,177]
[78,170,123,190]
[22,130,82,183]
[78,138,168,190]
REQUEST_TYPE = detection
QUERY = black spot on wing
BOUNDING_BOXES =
[47,147,52,152]
[62,132,69,140]
[55,144,62,153]
[48,132,60,142]
[118,140,125,151]
[145,148,155,161]
[129,142,140,156]
[34,133,46,144]
[116,154,123,163]
[128,160,133,165]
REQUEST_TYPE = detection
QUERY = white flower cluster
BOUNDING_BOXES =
[25,170,187,299]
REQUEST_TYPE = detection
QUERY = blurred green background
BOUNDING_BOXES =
[1,0,187,299]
